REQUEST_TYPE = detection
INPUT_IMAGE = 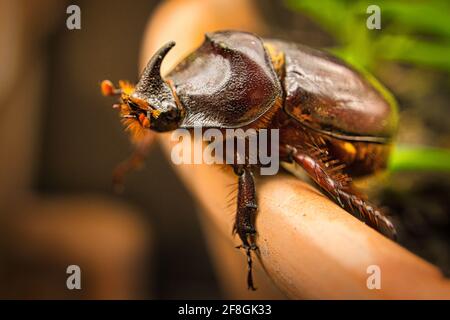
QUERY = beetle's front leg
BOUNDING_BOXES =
[233,164,258,290]
[112,130,155,192]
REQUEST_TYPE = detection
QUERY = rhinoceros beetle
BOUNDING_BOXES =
[101,31,398,290]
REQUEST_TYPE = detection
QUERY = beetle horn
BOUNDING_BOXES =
[135,41,176,94]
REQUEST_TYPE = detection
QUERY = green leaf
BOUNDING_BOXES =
[285,0,450,72]
[380,1,450,38]
[375,35,450,71]
[388,145,450,172]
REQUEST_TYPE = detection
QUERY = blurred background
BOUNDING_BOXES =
[0,0,449,299]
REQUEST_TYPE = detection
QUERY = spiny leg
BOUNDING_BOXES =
[233,165,258,290]
[281,145,397,240]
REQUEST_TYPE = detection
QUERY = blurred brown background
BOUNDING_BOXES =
[0,0,221,299]
[0,0,449,299]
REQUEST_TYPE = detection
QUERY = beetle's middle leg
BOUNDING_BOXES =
[233,164,258,290]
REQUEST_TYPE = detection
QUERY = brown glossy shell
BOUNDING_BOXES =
[267,40,398,142]
[167,31,282,128]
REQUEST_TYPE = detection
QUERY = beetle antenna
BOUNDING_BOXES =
[101,80,122,96]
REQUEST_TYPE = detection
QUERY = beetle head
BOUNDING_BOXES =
[131,41,182,132]
[101,41,182,137]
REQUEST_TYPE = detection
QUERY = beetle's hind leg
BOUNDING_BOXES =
[281,145,397,240]
[233,164,258,290]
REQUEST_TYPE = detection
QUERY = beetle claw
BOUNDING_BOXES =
[236,240,258,291]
